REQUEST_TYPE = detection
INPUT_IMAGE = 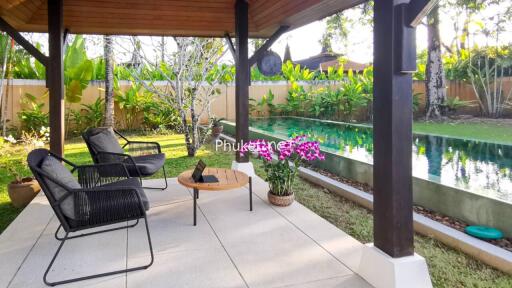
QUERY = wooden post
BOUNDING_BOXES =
[235,0,249,162]
[47,0,65,157]
[372,0,415,258]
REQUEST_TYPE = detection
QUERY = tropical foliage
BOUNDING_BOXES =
[17,92,48,133]
[69,97,105,134]
[265,67,374,122]
[64,36,94,103]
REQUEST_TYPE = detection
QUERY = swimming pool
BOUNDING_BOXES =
[248,117,512,204]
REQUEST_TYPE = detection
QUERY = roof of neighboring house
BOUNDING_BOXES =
[294,52,340,70]
[319,59,369,72]
[0,0,366,37]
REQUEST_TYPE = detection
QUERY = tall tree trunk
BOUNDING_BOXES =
[160,36,165,63]
[425,6,447,120]
[103,35,115,127]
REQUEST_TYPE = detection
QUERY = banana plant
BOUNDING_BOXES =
[115,79,146,129]
[251,89,276,117]
[281,61,315,82]
[64,35,93,103]
[325,65,344,81]
[11,45,46,80]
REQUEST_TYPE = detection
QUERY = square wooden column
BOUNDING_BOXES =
[372,0,415,258]
[47,0,65,157]
[234,0,249,163]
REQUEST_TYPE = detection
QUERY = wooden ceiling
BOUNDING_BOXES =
[0,0,364,37]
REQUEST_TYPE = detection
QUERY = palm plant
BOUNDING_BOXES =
[64,35,93,104]
[468,52,512,118]
[17,93,49,133]
[115,80,146,130]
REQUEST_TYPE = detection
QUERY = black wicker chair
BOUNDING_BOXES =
[27,148,154,287]
[82,127,168,190]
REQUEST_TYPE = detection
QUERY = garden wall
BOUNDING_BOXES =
[1,78,512,131]
[0,79,143,130]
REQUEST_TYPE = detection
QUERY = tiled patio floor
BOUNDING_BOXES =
[0,176,373,288]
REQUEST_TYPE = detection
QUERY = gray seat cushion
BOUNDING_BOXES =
[124,153,165,176]
[41,156,81,219]
[101,178,150,211]
[88,128,124,155]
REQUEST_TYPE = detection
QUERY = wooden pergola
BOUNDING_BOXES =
[0,0,437,285]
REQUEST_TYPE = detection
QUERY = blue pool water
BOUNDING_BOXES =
[249,117,512,204]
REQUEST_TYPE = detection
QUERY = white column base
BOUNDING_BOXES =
[231,161,255,177]
[358,244,432,288]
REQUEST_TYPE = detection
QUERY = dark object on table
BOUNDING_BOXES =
[192,160,219,183]
[27,148,153,286]
[82,127,168,190]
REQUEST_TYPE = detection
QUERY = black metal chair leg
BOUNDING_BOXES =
[193,188,198,226]
[54,220,140,241]
[249,177,253,211]
[44,216,153,287]
[140,214,155,268]
[44,231,69,286]
[142,166,169,190]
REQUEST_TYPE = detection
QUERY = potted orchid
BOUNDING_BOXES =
[241,136,324,206]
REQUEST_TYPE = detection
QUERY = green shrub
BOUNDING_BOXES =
[142,98,181,131]
[17,93,48,133]
[69,98,104,134]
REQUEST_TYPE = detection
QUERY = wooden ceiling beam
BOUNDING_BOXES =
[248,25,289,67]
[0,16,48,66]
[224,32,237,62]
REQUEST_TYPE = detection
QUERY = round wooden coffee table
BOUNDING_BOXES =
[178,168,252,225]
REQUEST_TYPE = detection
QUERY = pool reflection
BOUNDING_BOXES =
[250,117,512,203]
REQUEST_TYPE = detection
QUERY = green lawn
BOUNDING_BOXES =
[0,133,511,287]
[0,134,234,232]
[413,121,512,144]
[285,175,512,288]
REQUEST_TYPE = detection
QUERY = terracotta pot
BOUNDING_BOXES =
[267,191,294,206]
[8,177,41,208]
[212,125,223,137]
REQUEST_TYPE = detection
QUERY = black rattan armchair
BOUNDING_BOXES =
[82,127,168,190]
[27,148,154,287]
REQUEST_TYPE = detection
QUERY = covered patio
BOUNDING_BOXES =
[1,176,372,288]
[0,0,438,287]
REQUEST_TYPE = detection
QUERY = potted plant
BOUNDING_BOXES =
[1,130,48,208]
[2,158,41,208]
[211,117,225,138]
[241,136,324,206]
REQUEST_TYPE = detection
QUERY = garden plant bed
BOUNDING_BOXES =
[308,165,512,252]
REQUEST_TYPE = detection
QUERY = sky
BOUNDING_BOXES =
[25,2,511,66]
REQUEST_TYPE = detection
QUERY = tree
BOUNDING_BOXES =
[321,1,373,55]
[131,37,228,156]
[467,9,512,118]
[103,35,115,128]
[425,6,447,120]
[443,0,486,55]
[319,31,334,53]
